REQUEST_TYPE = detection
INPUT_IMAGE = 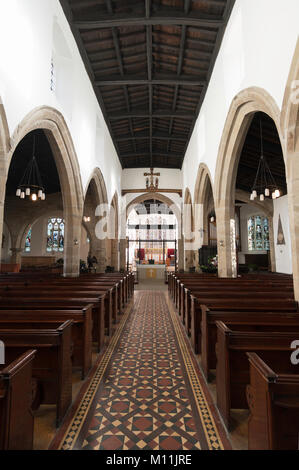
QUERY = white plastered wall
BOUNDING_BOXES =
[0,0,122,206]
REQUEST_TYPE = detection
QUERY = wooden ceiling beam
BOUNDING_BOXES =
[115,132,187,142]
[96,75,206,86]
[121,151,183,159]
[109,110,193,120]
[74,13,225,30]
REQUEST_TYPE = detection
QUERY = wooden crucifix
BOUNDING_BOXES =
[144,168,160,191]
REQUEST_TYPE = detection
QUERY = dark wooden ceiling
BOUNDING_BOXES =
[6,130,61,196]
[60,0,235,169]
[236,112,287,195]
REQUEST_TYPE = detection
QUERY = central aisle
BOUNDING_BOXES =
[51,291,231,450]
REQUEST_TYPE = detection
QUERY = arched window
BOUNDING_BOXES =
[248,215,270,251]
[47,217,65,252]
[25,227,32,252]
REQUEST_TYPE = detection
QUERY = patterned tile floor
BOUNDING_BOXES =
[51,291,231,450]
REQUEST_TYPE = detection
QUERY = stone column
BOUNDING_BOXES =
[94,238,107,273]
[268,216,276,272]
[216,204,237,278]
[286,151,299,301]
[178,235,184,271]
[111,239,119,271]
[63,211,82,277]
[10,247,23,265]
[119,238,127,271]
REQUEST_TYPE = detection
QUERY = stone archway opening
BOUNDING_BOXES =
[125,193,182,275]
[3,129,65,272]
[82,169,108,273]
[234,112,287,275]
[214,88,285,279]
[2,106,84,277]
[193,164,217,270]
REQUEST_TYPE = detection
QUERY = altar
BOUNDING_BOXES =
[137,264,166,280]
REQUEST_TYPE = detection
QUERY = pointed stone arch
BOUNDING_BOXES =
[83,167,108,271]
[281,38,299,300]
[214,87,283,278]
[193,163,215,247]
[5,106,84,276]
[125,192,183,271]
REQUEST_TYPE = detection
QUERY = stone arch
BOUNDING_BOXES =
[0,98,11,264]
[214,87,283,278]
[5,106,84,276]
[125,192,183,271]
[281,38,299,300]
[83,167,109,272]
[193,163,215,247]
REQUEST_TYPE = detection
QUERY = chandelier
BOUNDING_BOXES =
[16,135,45,201]
[250,117,281,202]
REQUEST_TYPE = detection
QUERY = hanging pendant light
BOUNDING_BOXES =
[15,134,46,202]
[249,116,281,202]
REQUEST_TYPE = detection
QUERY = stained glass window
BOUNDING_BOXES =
[248,216,270,251]
[47,217,65,252]
[25,228,32,252]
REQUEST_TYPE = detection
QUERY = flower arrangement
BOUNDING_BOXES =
[200,255,218,273]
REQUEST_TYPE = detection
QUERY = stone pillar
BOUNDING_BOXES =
[268,216,276,272]
[286,151,299,301]
[63,211,82,277]
[111,239,119,271]
[216,204,237,278]
[94,238,107,273]
[10,247,23,265]
[178,235,184,271]
[119,238,127,271]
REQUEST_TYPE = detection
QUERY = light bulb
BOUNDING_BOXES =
[26,188,31,196]
[41,193,46,200]
[260,194,265,201]
[275,189,280,198]
[252,190,257,199]
[38,189,43,198]
[20,192,25,199]
[31,193,37,201]
[16,189,21,197]
[265,188,270,197]
[272,192,276,200]
[250,193,254,201]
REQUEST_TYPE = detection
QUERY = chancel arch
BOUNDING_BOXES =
[5,106,84,277]
[125,192,183,272]
[214,88,285,279]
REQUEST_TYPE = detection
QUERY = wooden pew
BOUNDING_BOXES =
[0,307,93,379]
[0,293,107,350]
[0,320,73,426]
[0,350,36,450]
[189,296,298,355]
[201,309,299,380]
[246,352,299,450]
[183,287,294,335]
[215,321,299,428]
